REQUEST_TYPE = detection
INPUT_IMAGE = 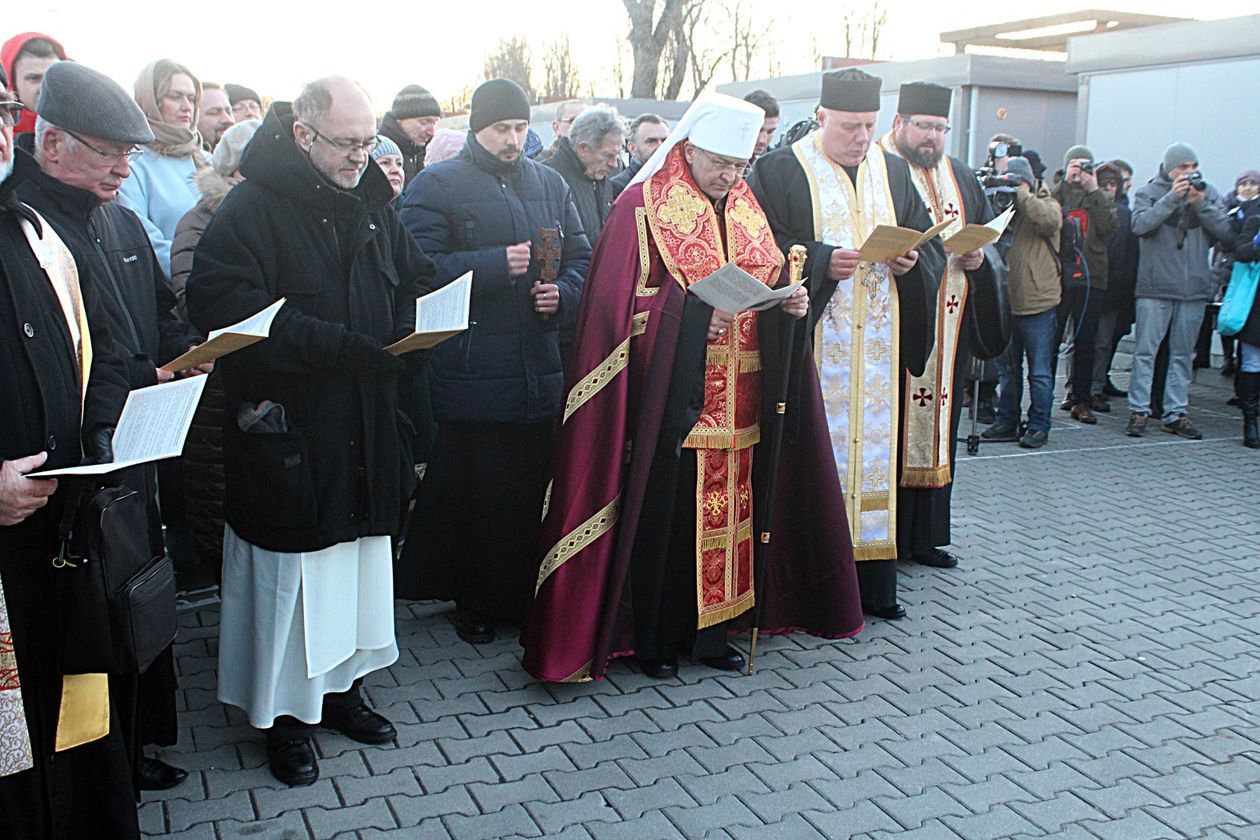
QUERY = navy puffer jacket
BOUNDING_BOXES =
[401,135,591,425]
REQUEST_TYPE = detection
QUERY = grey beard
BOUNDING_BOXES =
[900,142,943,169]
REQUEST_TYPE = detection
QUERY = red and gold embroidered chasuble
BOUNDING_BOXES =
[643,146,784,628]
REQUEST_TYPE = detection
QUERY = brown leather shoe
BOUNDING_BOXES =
[1071,403,1097,424]
[1090,393,1111,413]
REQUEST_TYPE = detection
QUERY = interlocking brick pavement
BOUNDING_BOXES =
[143,370,1260,838]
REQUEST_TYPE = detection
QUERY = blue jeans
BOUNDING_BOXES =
[1242,341,1260,373]
[996,309,1058,433]
[1127,297,1207,419]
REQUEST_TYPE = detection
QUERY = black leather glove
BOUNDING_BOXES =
[85,427,115,465]
[341,332,404,373]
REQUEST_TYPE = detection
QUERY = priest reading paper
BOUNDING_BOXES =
[748,68,947,622]
[522,93,865,683]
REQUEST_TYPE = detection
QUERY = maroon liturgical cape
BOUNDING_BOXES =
[521,171,863,683]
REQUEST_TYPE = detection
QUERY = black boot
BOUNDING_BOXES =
[1240,372,1260,449]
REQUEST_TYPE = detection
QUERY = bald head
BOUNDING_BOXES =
[293,75,378,190]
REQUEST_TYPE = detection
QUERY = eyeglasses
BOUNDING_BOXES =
[697,148,748,174]
[908,119,951,135]
[0,101,24,128]
[60,128,141,162]
[302,122,378,155]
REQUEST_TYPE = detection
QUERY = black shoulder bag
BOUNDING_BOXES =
[52,482,177,674]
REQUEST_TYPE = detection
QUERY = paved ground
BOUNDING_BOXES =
[142,368,1260,839]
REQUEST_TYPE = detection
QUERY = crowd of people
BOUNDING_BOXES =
[1,30,1256,838]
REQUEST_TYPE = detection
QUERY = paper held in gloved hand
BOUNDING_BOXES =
[858,217,953,264]
[687,263,803,313]
[30,376,209,477]
[941,206,1015,254]
[386,271,473,355]
[161,298,286,372]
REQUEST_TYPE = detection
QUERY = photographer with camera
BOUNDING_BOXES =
[983,157,1063,448]
[1051,145,1117,425]
[1126,142,1233,439]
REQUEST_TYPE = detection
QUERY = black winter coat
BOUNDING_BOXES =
[541,137,613,244]
[1230,215,1260,347]
[17,162,200,387]
[608,157,643,200]
[378,113,427,188]
[400,135,592,425]
[187,103,437,553]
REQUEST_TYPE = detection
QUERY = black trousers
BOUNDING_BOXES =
[1052,285,1103,404]
[267,679,364,740]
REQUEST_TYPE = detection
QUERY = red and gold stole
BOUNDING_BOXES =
[643,145,784,628]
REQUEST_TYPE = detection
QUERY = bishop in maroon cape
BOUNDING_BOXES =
[521,94,863,683]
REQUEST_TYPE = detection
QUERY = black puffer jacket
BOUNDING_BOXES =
[400,134,591,425]
[1230,215,1260,347]
[187,103,437,553]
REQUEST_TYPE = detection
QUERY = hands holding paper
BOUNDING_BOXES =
[0,452,56,525]
[708,309,735,341]
[781,285,809,319]
[828,248,863,281]
[949,248,984,271]
[887,249,920,277]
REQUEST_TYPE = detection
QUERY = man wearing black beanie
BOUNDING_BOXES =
[379,83,443,187]
[397,78,592,644]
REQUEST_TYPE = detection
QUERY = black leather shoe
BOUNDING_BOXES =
[324,703,396,745]
[139,756,188,791]
[862,602,907,620]
[1103,381,1127,398]
[698,644,746,672]
[451,607,494,644]
[266,737,319,787]
[640,654,678,679]
[912,549,958,569]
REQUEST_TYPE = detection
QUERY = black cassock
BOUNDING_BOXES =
[748,144,944,609]
[895,156,1009,559]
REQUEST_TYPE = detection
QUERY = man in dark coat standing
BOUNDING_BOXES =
[17,60,206,794]
[877,82,1009,571]
[0,80,136,838]
[378,84,441,189]
[541,107,623,245]
[399,78,591,644]
[188,77,436,787]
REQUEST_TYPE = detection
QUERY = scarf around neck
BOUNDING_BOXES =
[134,60,204,160]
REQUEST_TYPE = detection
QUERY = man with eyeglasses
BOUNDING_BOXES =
[748,68,946,622]
[536,99,588,164]
[18,59,208,795]
[541,105,624,244]
[187,76,436,787]
[609,112,668,198]
[523,93,864,683]
[876,81,1008,573]
[0,69,139,839]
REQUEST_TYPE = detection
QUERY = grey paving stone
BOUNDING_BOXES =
[391,786,478,826]
[604,776,697,819]
[217,812,312,839]
[166,790,254,833]
[543,763,636,799]
[803,799,902,836]
[336,766,422,808]
[305,797,397,835]
[662,794,762,836]
[940,805,1042,840]
[443,803,542,838]
[253,777,338,820]
[587,811,683,840]
[677,764,771,806]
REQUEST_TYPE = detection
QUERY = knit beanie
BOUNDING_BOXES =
[212,118,260,176]
[224,83,261,107]
[37,61,155,144]
[370,134,402,161]
[1237,169,1260,187]
[1162,142,1197,171]
[390,85,441,120]
[468,79,530,133]
[1005,156,1035,188]
[1022,149,1046,180]
[1063,144,1093,167]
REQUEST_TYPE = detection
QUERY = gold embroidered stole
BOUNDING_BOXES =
[793,134,900,561]
[16,208,108,754]
[877,134,969,488]
[644,146,783,627]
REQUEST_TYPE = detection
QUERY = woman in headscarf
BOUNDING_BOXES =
[118,58,206,279]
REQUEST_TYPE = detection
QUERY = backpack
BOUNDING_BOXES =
[1059,208,1089,284]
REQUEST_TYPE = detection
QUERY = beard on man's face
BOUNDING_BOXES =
[901,140,944,169]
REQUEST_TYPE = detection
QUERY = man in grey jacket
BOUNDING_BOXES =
[1126,142,1233,439]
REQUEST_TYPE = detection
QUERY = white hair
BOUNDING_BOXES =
[570,106,624,150]
[33,116,79,163]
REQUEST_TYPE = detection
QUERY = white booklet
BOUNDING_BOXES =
[687,263,802,313]
[941,206,1016,254]
[31,376,209,477]
[161,298,286,372]
[386,271,473,354]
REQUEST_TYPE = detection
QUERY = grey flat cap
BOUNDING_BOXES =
[37,61,154,145]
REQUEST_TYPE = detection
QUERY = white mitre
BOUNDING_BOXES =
[627,92,766,188]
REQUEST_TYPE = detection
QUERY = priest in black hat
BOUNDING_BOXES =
[748,68,944,621]
[877,81,1009,573]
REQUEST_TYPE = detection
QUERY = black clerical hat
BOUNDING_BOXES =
[820,69,882,112]
[897,82,951,118]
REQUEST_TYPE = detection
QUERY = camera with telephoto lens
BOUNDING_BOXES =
[1079,161,1094,174]
[1186,171,1206,191]
[982,173,1020,189]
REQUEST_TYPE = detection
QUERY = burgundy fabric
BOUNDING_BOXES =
[521,182,863,683]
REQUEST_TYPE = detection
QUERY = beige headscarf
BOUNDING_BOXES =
[134,59,204,159]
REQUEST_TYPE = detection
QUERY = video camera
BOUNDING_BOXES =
[975,140,1024,184]
[1186,171,1207,192]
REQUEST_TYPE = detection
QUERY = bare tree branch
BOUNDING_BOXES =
[484,37,535,101]
[542,37,582,100]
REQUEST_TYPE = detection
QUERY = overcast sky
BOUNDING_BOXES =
[7,0,1255,110]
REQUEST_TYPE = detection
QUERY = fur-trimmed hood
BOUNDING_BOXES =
[194,166,236,214]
